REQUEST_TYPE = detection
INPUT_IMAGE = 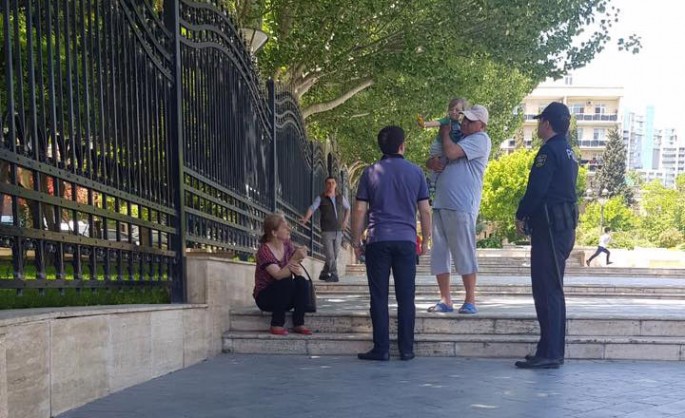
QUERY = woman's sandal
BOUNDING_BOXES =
[270,326,288,335]
[292,326,313,335]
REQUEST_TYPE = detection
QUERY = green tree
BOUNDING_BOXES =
[596,128,633,204]
[225,0,640,164]
[580,196,638,233]
[480,149,536,242]
[480,149,587,242]
[639,179,685,245]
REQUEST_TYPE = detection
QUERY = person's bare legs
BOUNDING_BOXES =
[462,273,476,304]
[436,272,452,306]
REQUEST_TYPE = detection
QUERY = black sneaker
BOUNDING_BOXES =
[325,274,339,283]
[318,273,330,281]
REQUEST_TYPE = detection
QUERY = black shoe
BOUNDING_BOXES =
[318,273,330,281]
[525,354,564,364]
[586,260,590,267]
[607,262,613,265]
[515,357,561,369]
[357,350,389,361]
[325,274,339,283]
[400,352,415,361]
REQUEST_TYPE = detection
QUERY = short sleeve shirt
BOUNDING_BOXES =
[433,131,492,216]
[253,240,295,298]
[356,155,429,244]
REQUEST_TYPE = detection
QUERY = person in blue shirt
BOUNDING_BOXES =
[514,102,579,369]
[352,126,432,361]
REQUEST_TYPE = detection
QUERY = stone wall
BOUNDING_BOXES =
[0,255,326,418]
[0,305,208,418]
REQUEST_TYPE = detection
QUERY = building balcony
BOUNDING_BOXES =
[523,113,618,122]
[579,140,607,148]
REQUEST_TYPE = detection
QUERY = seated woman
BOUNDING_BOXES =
[253,213,312,336]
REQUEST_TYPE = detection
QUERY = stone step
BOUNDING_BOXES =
[229,308,685,338]
[314,283,685,299]
[345,264,685,277]
[222,331,685,361]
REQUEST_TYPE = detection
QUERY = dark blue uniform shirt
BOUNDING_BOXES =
[516,134,578,220]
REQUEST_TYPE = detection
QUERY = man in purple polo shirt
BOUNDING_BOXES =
[351,125,432,361]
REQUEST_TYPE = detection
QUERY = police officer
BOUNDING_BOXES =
[514,102,578,369]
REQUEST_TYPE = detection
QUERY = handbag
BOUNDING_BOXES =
[300,264,317,313]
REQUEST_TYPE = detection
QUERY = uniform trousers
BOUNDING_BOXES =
[530,221,575,360]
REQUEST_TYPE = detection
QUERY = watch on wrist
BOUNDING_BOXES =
[352,241,363,249]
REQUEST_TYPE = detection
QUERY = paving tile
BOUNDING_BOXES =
[57,355,685,418]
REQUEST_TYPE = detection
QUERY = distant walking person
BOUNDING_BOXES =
[301,176,350,282]
[514,102,579,369]
[352,126,432,361]
[586,227,613,266]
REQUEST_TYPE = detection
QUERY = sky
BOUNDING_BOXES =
[565,0,685,136]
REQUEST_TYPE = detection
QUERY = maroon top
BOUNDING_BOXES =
[253,240,295,298]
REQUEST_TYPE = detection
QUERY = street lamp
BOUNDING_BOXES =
[585,187,610,234]
[239,28,269,53]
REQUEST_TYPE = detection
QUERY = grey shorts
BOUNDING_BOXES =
[430,209,478,276]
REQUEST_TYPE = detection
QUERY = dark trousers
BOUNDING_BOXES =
[587,246,610,264]
[255,276,308,327]
[530,223,575,360]
[365,241,417,355]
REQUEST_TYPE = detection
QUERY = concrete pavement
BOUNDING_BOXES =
[59,354,685,418]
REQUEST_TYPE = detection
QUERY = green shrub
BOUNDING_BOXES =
[477,235,503,248]
[658,228,685,249]
[0,287,170,310]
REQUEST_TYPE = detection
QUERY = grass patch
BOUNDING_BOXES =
[0,286,171,309]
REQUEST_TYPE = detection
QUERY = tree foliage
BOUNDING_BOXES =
[480,148,587,243]
[639,178,685,246]
[596,128,633,204]
[226,0,640,165]
[579,196,638,233]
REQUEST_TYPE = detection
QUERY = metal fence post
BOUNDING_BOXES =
[268,79,277,213]
[310,141,315,254]
[164,0,186,303]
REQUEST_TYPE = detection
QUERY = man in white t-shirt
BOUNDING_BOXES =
[425,105,492,314]
[586,227,613,266]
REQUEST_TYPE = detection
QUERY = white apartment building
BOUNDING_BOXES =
[646,129,685,188]
[622,111,645,170]
[502,77,623,182]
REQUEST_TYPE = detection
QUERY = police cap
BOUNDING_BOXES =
[533,102,571,125]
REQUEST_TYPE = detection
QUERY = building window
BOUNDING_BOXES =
[564,74,573,85]
[570,104,584,115]
[577,128,584,140]
[594,104,606,114]
[593,128,606,141]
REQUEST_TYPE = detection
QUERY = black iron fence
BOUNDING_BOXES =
[0,0,343,303]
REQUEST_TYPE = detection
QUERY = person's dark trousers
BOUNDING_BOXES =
[530,223,575,360]
[365,241,416,356]
[255,276,308,327]
[587,246,610,264]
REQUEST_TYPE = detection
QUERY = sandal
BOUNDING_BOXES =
[427,302,454,313]
[293,326,313,335]
[270,326,288,335]
[458,302,477,314]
